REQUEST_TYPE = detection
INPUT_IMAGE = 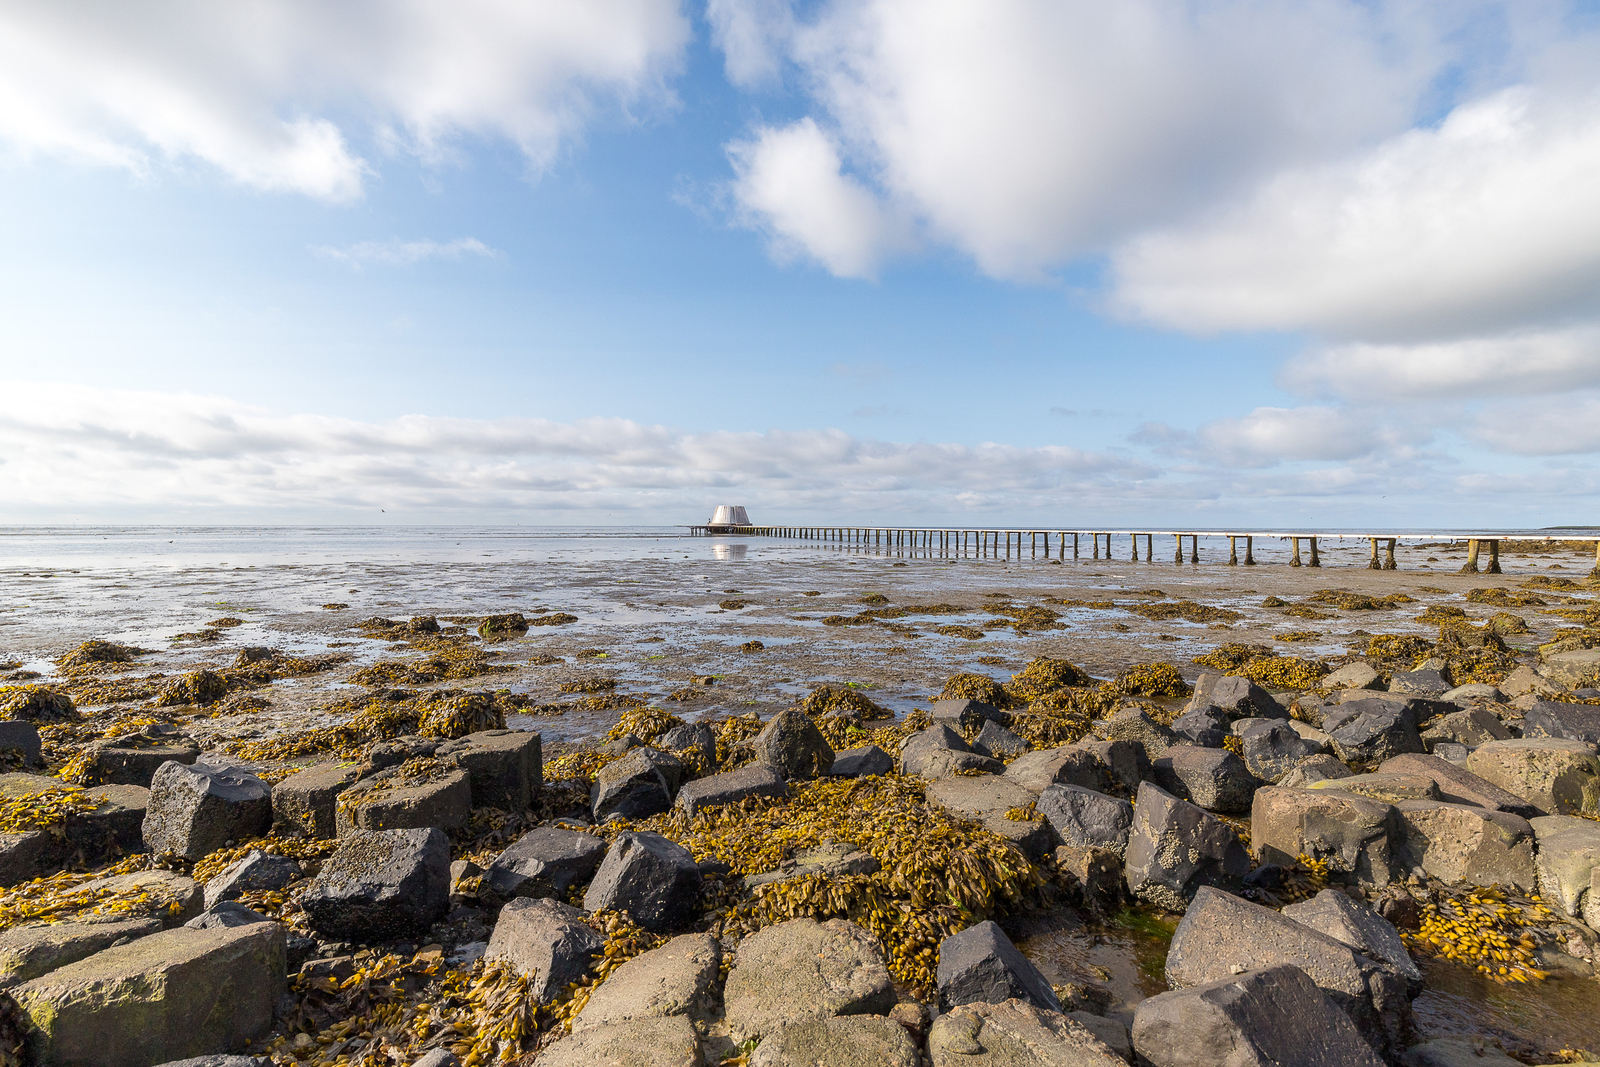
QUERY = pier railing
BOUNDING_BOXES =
[686,526,1600,575]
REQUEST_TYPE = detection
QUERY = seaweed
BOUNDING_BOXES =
[1128,601,1243,623]
[1467,588,1546,607]
[476,614,529,642]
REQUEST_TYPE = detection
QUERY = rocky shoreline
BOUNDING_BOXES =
[0,589,1598,1065]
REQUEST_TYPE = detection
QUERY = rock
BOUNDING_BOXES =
[1189,675,1283,720]
[71,869,203,926]
[408,1052,459,1067]
[204,849,302,909]
[184,901,273,930]
[445,729,541,811]
[484,825,608,901]
[0,721,41,766]
[1171,705,1229,748]
[1281,889,1421,988]
[973,720,1031,760]
[927,999,1128,1067]
[1290,721,1334,751]
[1523,699,1600,744]
[723,917,896,1042]
[1530,816,1600,923]
[1237,719,1321,784]
[657,723,717,768]
[752,1014,919,1067]
[270,763,362,839]
[583,831,702,934]
[1092,706,1178,758]
[1391,800,1537,889]
[1164,887,1410,1054]
[744,842,880,889]
[752,708,834,778]
[1250,786,1394,887]
[1323,662,1382,691]
[1402,1036,1523,1067]
[13,922,285,1067]
[927,775,1058,858]
[1420,707,1511,750]
[675,763,787,817]
[142,761,272,861]
[1124,782,1250,911]
[1054,845,1123,914]
[1279,754,1354,789]
[1541,647,1600,690]
[1310,772,1440,804]
[1002,746,1111,793]
[302,827,451,942]
[1066,1013,1132,1062]
[1152,747,1257,813]
[1325,700,1425,765]
[902,725,1005,779]
[1389,669,1449,698]
[1036,784,1133,858]
[1499,665,1559,699]
[937,919,1060,1013]
[1131,964,1385,1067]
[334,765,472,835]
[592,747,686,821]
[149,1057,266,1067]
[80,737,202,787]
[1377,753,1539,816]
[0,918,162,987]
[1465,738,1600,815]
[1440,683,1504,704]
[829,745,894,777]
[0,777,148,887]
[573,932,721,1031]
[1077,740,1151,794]
[486,897,604,1002]
[535,1016,700,1067]
[931,698,1006,731]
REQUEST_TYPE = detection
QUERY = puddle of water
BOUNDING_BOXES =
[1411,956,1600,1060]
[1015,907,1178,1026]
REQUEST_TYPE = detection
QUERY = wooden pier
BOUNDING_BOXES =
[687,526,1600,575]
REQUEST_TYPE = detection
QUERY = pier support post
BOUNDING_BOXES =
[1290,537,1302,566]
[1368,538,1381,570]
[1460,539,1481,574]
[1174,534,1183,564]
[1593,539,1600,579]
[1384,538,1398,570]
[1245,537,1257,566]
[1189,535,1199,564]
[1145,534,1153,561]
[1228,536,1238,565]
[1074,533,1080,559]
[1487,539,1502,574]
[1308,537,1321,567]
[1093,534,1100,560]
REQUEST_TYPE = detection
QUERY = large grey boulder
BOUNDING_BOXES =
[483,825,608,901]
[1164,887,1411,1054]
[573,932,721,1031]
[1092,707,1178,758]
[1402,1037,1523,1067]
[1465,738,1600,815]
[1389,669,1449,699]
[1280,755,1355,790]
[142,761,271,861]
[1541,647,1600,690]
[1124,782,1250,912]
[302,827,450,942]
[1530,816,1600,926]
[0,721,41,766]
[753,1015,919,1067]
[1151,747,1257,813]
[583,831,702,933]
[926,774,1057,858]
[485,897,603,1002]
[1171,705,1229,748]
[591,747,686,821]
[1420,707,1511,750]
[1282,888,1420,989]
[931,698,1006,731]
[1378,753,1539,817]
[203,849,301,909]
[70,869,202,927]
[902,725,1005,779]
[333,766,472,835]
[973,720,1031,760]
[675,763,787,817]
[657,723,717,769]
[936,920,1060,1013]
[1132,964,1385,1067]
[271,762,361,839]
[753,708,834,778]
[1237,719,1320,783]
[80,737,202,788]
[1323,662,1382,691]
[1251,786,1395,887]
[441,728,542,810]
[535,1016,700,1067]
[0,918,162,987]
[1325,700,1425,766]
[1189,674,1282,720]
[829,745,894,778]
[1036,784,1133,858]
[1523,700,1600,744]
[1002,746,1111,794]
[928,999,1128,1067]
[723,917,896,1043]
[1390,800,1537,890]
[13,922,285,1067]
[1077,740,1150,794]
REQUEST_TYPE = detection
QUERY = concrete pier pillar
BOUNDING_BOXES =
[1487,539,1502,574]
[1368,538,1382,570]
[1384,538,1398,570]
[1093,534,1100,560]
[1308,537,1321,567]
[1174,533,1183,564]
[1460,539,1480,574]
[1074,532,1080,559]
[1245,537,1257,565]
[1229,536,1238,565]
[1290,537,1302,566]
[1189,535,1199,564]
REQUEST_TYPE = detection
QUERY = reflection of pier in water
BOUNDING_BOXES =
[686,524,1600,574]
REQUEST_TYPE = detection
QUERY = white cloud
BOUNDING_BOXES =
[1284,326,1600,400]
[312,237,503,270]
[1472,393,1600,455]
[724,0,1457,280]
[1133,406,1427,469]
[1111,85,1600,341]
[706,0,794,90]
[0,0,689,200]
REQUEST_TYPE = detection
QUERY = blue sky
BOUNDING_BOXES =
[2,1,1600,526]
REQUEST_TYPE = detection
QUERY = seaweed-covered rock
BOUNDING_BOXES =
[1124,782,1249,911]
[143,762,271,861]
[484,825,609,901]
[203,849,301,909]
[675,764,787,818]
[936,920,1060,1013]
[333,765,471,835]
[583,831,702,934]
[271,763,363,840]
[302,827,450,942]
[486,897,604,1003]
